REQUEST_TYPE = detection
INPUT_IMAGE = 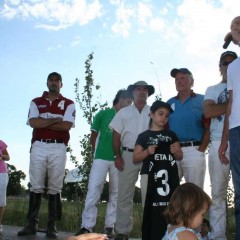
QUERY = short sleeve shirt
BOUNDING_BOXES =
[139,129,180,240]
[109,104,151,148]
[204,83,228,140]
[91,108,116,161]
[167,93,204,142]
[27,91,76,145]
[227,57,240,129]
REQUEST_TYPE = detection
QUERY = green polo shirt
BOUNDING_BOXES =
[91,108,116,161]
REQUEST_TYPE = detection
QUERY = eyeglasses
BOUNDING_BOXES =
[222,61,233,66]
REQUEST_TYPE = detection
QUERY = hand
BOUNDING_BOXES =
[147,145,157,155]
[114,155,124,171]
[65,233,108,240]
[218,141,230,165]
[231,30,240,44]
[170,142,180,154]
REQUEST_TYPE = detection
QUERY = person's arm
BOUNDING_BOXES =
[65,233,108,240]
[91,130,98,154]
[46,121,73,131]
[178,230,198,240]
[198,116,210,152]
[218,90,232,165]
[170,141,183,160]
[29,117,62,129]
[0,148,10,161]
[112,130,124,171]
[204,99,227,118]
[133,144,157,164]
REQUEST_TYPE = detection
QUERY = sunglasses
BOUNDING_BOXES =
[222,61,233,66]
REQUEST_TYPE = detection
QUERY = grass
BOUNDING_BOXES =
[3,198,236,239]
[3,198,143,238]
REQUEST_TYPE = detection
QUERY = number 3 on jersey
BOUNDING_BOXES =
[156,169,170,196]
[58,100,65,110]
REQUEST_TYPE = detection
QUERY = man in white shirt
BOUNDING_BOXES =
[219,16,240,240]
[204,51,237,239]
[109,81,155,240]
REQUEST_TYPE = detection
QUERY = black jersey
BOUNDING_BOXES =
[136,129,180,240]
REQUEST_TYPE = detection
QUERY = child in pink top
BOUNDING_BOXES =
[0,139,10,235]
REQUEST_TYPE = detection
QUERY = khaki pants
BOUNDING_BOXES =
[115,151,142,235]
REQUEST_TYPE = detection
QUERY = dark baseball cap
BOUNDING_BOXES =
[219,51,238,63]
[47,72,62,81]
[170,68,193,78]
[150,100,173,113]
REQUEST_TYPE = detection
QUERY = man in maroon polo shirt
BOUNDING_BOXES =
[18,72,76,239]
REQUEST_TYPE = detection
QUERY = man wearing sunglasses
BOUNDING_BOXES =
[204,51,238,240]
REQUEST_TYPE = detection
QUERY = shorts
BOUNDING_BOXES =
[0,173,9,206]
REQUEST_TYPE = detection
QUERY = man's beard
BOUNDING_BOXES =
[49,85,59,93]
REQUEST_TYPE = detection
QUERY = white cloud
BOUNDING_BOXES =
[137,2,152,26]
[149,17,165,31]
[47,44,62,51]
[0,0,103,30]
[169,0,240,56]
[71,35,81,46]
[111,3,134,37]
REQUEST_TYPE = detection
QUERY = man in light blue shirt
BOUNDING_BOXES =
[167,68,210,189]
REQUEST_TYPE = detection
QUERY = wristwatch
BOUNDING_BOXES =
[114,155,119,159]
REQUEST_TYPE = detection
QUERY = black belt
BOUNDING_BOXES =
[122,147,134,152]
[180,141,201,147]
[36,139,64,144]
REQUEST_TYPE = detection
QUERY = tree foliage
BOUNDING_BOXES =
[68,52,107,196]
[7,164,26,196]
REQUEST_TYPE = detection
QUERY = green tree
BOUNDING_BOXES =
[69,52,107,195]
[7,164,26,196]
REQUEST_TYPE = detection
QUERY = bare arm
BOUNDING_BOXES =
[91,130,98,154]
[198,117,210,152]
[29,118,73,131]
[29,118,62,129]
[47,121,73,131]
[204,99,227,118]
[178,230,198,240]
[66,233,108,240]
[133,144,157,164]
[0,148,10,161]
[112,130,124,171]
[219,90,232,165]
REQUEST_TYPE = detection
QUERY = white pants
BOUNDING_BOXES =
[29,141,67,194]
[177,146,206,189]
[0,173,8,206]
[208,140,230,240]
[81,159,118,230]
[115,151,142,235]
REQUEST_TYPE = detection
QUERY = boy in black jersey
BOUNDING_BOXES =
[133,100,183,240]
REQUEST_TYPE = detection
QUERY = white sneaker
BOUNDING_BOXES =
[0,225,3,235]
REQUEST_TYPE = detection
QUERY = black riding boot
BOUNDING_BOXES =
[18,192,42,236]
[46,193,62,239]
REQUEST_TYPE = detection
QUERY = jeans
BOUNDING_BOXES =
[229,126,240,240]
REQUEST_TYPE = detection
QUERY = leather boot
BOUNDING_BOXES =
[46,193,62,239]
[18,192,41,236]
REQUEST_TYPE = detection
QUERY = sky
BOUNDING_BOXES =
[0,0,239,194]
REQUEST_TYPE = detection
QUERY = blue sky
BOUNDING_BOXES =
[0,0,239,193]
